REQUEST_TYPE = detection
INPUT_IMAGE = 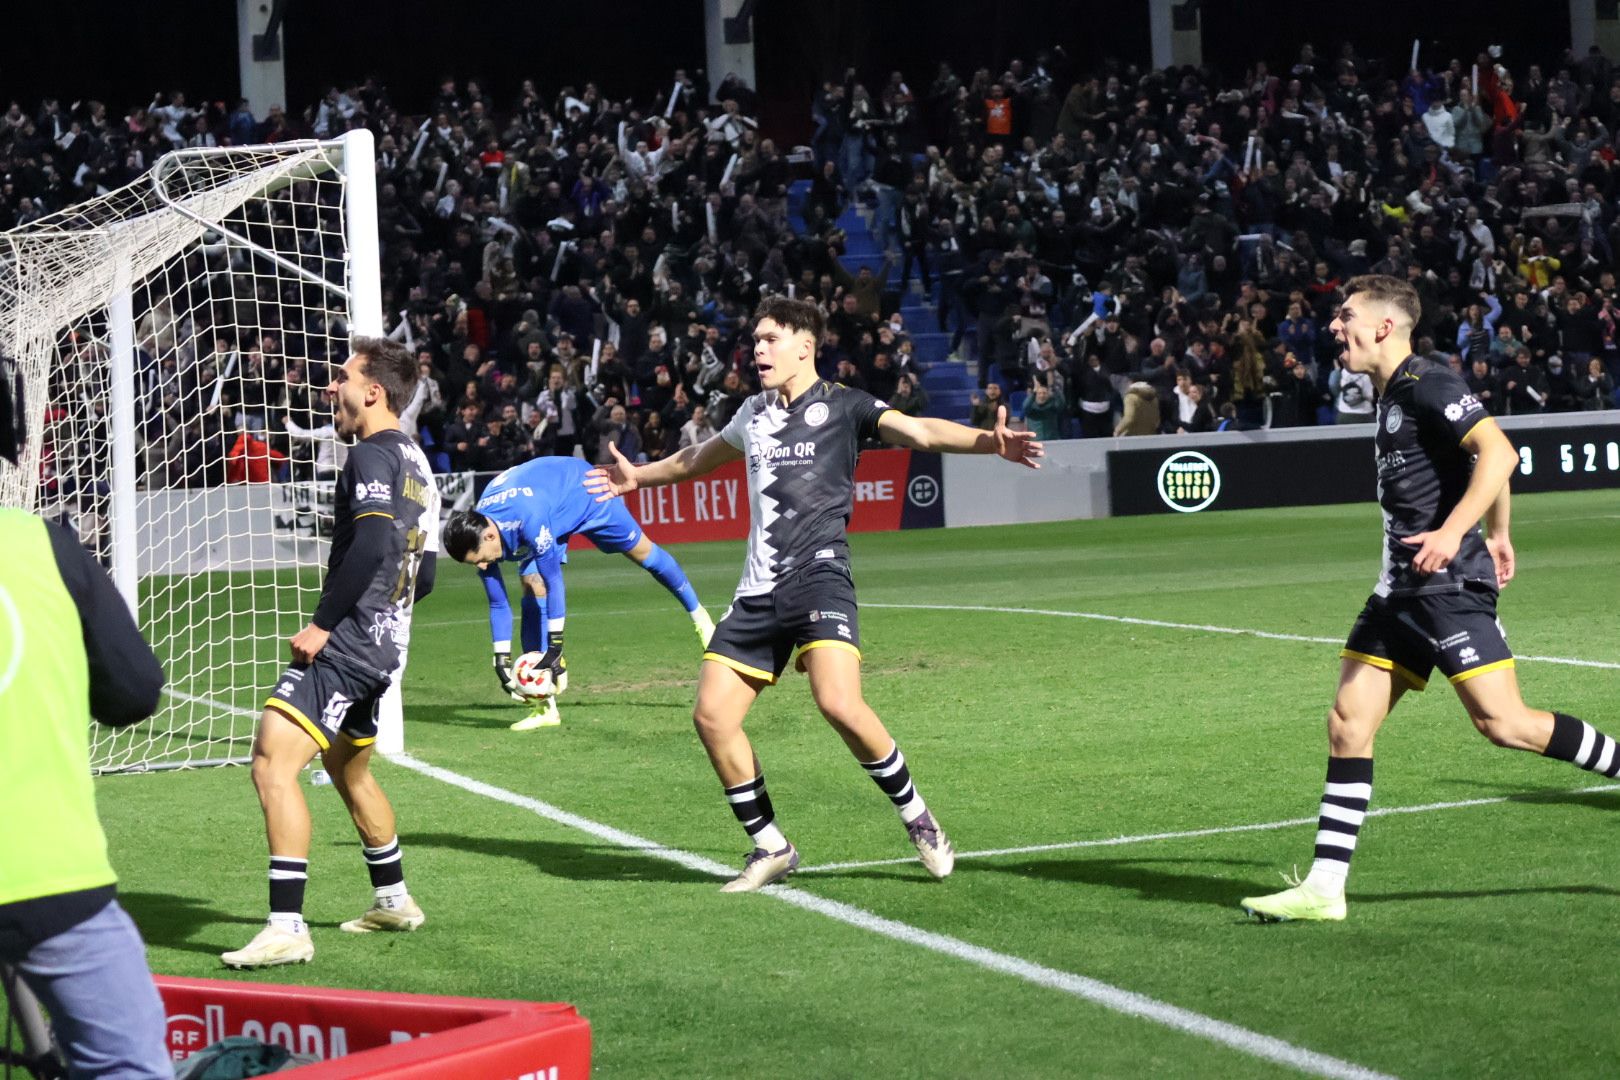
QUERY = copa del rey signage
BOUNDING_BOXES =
[568,448,945,547]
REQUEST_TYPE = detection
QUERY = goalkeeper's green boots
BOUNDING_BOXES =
[511,695,561,731]
[1241,875,1347,922]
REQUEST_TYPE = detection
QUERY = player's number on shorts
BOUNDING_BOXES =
[389,527,429,604]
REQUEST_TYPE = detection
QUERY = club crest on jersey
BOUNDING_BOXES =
[1384,405,1403,433]
[805,402,830,427]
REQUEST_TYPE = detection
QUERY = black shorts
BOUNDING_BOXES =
[704,561,862,684]
[1341,585,1514,691]
[265,653,390,750]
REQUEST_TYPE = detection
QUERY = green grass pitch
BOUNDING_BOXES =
[90,489,1620,1078]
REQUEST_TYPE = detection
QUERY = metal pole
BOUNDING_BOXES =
[107,286,140,616]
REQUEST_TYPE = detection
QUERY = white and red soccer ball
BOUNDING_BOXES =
[511,652,555,699]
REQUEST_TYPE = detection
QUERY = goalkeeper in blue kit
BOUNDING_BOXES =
[444,456,714,729]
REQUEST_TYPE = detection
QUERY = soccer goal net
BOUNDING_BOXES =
[0,130,385,772]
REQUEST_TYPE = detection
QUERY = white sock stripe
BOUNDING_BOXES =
[363,852,403,866]
[865,755,908,779]
[1592,737,1616,775]
[1576,722,1597,767]
[1318,803,1366,827]
[1314,829,1358,851]
[268,869,308,881]
[890,781,916,804]
[1323,781,1372,800]
[362,837,400,856]
[726,789,766,804]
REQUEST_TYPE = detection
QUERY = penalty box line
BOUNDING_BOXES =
[388,752,1397,1080]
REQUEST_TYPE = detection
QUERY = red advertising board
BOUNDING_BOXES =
[157,976,591,1078]
[568,448,944,548]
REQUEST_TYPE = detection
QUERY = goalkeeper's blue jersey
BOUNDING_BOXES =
[475,457,604,574]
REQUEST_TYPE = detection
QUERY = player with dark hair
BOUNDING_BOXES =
[444,455,714,730]
[224,336,441,967]
[1242,275,1620,921]
[587,296,1043,890]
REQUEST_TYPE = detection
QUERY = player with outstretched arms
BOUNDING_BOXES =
[223,337,440,967]
[586,296,1042,890]
[442,456,715,730]
[1242,275,1620,922]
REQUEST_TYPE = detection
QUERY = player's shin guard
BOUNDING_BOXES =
[362,836,409,908]
[641,543,701,613]
[268,856,308,932]
[862,743,928,825]
[1305,757,1373,896]
[1542,712,1620,777]
[724,774,788,852]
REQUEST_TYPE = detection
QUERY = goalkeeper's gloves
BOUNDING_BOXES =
[493,651,527,702]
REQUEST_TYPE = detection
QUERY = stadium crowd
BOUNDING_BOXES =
[5,35,1620,492]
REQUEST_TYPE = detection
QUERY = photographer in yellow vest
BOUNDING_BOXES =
[0,356,169,1078]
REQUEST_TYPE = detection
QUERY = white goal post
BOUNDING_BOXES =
[0,129,411,772]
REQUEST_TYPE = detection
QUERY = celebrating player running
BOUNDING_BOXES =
[1242,275,1620,922]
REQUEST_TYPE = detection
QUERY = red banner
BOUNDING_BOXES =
[157,976,591,1078]
[569,448,931,547]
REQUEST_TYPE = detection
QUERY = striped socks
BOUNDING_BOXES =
[862,743,928,825]
[363,836,410,909]
[267,856,308,933]
[1542,712,1620,777]
[724,774,788,852]
[1303,757,1372,897]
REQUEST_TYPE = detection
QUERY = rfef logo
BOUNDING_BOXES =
[1155,451,1221,513]
[907,475,940,508]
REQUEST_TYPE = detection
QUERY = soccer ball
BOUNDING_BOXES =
[511,652,555,699]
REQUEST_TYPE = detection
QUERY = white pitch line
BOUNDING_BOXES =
[389,752,1395,1080]
[863,603,1620,671]
[799,782,1620,874]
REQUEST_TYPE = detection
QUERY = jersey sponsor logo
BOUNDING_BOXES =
[907,475,940,507]
[534,526,555,554]
[1155,451,1221,513]
[1444,394,1483,422]
[805,402,830,427]
[749,442,817,470]
[815,548,835,559]
[1376,449,1407,475]
[356,480,392,502]
[1458,646,1479,665]
[1384,404,1404,433]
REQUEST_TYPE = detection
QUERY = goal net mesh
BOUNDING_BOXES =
[0,140,360,772]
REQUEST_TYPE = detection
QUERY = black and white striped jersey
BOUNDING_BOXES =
[719,380,889,597]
